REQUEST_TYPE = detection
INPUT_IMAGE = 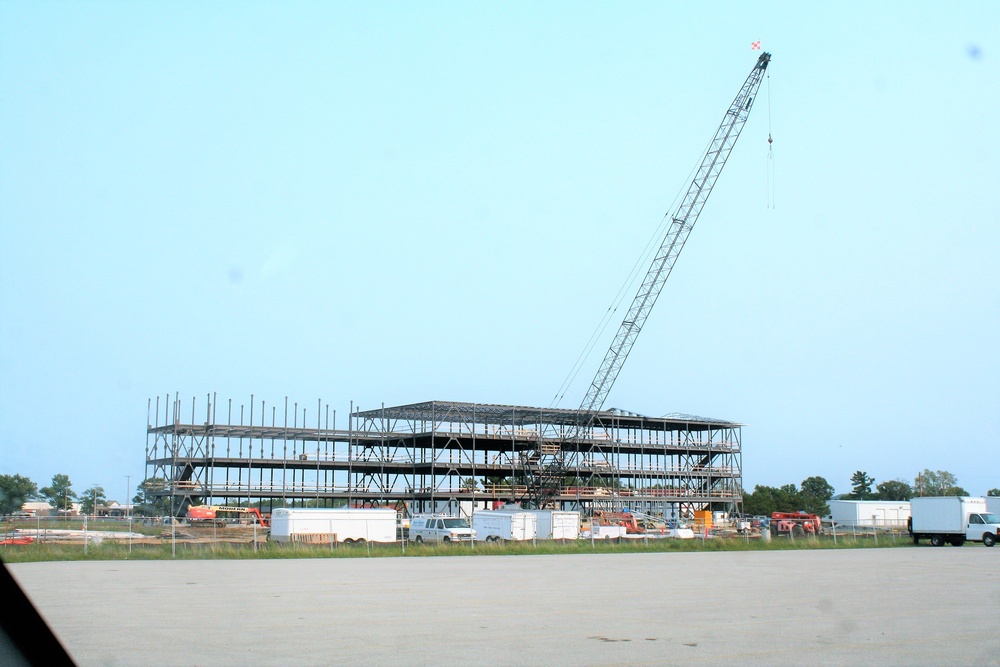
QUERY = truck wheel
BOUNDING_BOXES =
[984,533,996,547]
[930,535,945,547]
[414,536,423,544]
[950,536,965,547]
[443,536,451,543]
[792,525,805,538]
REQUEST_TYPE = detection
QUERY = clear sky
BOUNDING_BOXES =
[2,3,997,503]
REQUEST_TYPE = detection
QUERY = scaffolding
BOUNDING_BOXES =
[146,394,743,520]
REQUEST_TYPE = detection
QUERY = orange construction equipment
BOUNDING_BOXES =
[186,505,269,527]
[770,511,822,537]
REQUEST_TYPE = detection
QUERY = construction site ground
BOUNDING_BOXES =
[8,546,999,666]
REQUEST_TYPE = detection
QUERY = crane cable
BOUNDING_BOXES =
[766,67,775,209]
[548,130,717,409]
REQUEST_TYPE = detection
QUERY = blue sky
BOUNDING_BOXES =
[2,3,997,502]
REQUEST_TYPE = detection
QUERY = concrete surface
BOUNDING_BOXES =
[8,547,1000,666]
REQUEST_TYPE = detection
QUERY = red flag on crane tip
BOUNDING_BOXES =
[751,41,761,50]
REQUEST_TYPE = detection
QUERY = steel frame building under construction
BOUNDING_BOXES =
[144,56,771,524]
[146,393,743,520]
[143,55,773,525]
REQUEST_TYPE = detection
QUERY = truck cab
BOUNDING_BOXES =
[966,512,1000,547]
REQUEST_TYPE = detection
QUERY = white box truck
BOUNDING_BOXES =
[472,509,536,542]
[524,509,581,540]
[269,508,397,544]
[908,496,1000,547]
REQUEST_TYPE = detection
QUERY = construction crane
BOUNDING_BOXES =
[524,52,772,508]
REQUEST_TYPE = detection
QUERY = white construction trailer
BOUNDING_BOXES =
[268,508,397,544]
[523,510,581,540]
[472,509,536,542]
[828,500,911,528]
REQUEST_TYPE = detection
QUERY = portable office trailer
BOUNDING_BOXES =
[828,500,910,528]
[472,510,536,542]
[268,508,397,544]
[524,510,581,540]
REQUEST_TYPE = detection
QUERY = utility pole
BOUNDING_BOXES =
[125,474,132,554]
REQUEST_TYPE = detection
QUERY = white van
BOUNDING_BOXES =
[408,514,475,543]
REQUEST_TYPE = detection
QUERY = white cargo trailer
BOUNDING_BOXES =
[523,510,581,540]
[909,496,1000,547]
[828,500,910,528]
[472,509,536,542]
[268,508,397,544]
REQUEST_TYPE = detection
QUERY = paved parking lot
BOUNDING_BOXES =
[8,547,1000,666]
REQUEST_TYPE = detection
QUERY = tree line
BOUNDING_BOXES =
[3,470,999,518]
[0,473,172,516]
[743,468,996,518]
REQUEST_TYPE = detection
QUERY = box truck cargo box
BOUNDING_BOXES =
[987,496,1000,516]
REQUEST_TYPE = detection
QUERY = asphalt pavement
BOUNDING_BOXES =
[7,547,1000,666]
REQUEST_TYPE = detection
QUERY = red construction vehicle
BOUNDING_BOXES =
[770,512,822,538]
[187,505,269,528]
[592,510,645,534]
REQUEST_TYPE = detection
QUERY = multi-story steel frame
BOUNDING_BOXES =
[146,394,742,520]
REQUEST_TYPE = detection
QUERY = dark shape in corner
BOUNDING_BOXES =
[0,556,77,666]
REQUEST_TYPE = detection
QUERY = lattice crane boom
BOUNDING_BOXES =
[577,51,771,422]
[522,53,771,509]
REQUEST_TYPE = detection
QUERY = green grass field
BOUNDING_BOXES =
[1,531,917,563]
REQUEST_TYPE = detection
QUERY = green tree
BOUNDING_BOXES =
[914,469,968,497]
[800,476,834,516]
[743,484,803,516]
[876,479,913,501]
[80,485,107,515]
[0,474,38,515]
[132,477,171,516]
[39,474,77,512]
[987,488,1000,497]
[849,471,875,500]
